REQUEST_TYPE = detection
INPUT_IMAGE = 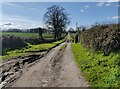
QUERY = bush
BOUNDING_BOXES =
[79,24,120,55]
[2,35,28,55]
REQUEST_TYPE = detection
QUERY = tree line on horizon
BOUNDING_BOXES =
[2,5,70,40]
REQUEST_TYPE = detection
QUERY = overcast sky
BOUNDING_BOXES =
[0,0,119,30]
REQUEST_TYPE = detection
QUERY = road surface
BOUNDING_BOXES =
[12,36,89,87]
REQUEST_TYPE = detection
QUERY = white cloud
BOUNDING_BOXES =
[80,5,90,13]
[84,5,90,9]
[4,22,13,26]
[3,2,39,12]
[1,15,42,30]
[3,2,24,8]
[2,0,119,2]
[112,16,120,19]
[105,3,112,6]
[96,0,119,7]
[97,2,104,6]
[107,17,111,19]
[80,9,84,12]
[107,0,120,2]
[97,2,113,7]
[117,4,120,7]
[107,16,120,20]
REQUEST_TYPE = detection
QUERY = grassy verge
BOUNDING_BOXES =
[59,43,67,51]
[71,43,120,87]
[2,39,65,60]
[70,33,76,42]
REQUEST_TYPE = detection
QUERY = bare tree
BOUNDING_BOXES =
[43,5,70,39]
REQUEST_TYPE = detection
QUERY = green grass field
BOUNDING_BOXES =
[2,39,65,60]
[1,32,53,39]
[71,43,120,87]
[1,32,67,60]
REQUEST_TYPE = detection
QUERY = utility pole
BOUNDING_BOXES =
[75,23,79,43]
[76,23,78,31]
